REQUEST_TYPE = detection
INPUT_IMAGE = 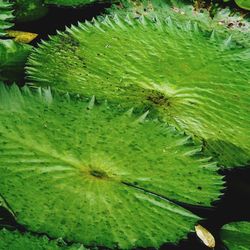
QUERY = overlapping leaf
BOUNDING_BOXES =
[1,1,32,83]
[27,16,250,168]
[0,0,14,36]
[220,221,250,250]
[0,84,223,248]
[106,0,249,45]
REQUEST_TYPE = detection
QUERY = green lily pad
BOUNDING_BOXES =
[0,39,31,83]
[221,221,250,250]
[0,228,86,250]
[0,84,223,248]
[235,0,250,10]
[0,0,14,36]
[11,0,48,22]
[27,16,250,168]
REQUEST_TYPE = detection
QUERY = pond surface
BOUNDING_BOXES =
[4,3,250,249]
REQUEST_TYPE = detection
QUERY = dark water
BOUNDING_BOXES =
[2,2,250,250]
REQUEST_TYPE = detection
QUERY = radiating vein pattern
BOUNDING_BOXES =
[27,15,250,168]
[0,84,223,248]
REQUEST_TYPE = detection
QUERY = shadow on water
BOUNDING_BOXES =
[14,3,111,44]
[142,166,250,250]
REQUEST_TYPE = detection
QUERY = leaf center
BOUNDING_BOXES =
[146,90,170,107]
[89,169,108,179]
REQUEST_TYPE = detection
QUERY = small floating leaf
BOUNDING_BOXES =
[6,30,38,43]
[195,224,215,248]
[221,221,250,250]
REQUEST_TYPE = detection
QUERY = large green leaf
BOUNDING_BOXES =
[0,0,14,36]
[0,228,86,250]
[27,16,250,168]
[0,84,223,248]
[220,221,250,250]
[0,39,31,83]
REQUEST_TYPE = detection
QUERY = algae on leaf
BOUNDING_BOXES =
[0,84,223,248]
[27,16,250,168]
[220,221,250,250]
[0,228,86,250]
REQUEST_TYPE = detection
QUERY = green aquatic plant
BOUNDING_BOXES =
[234,0,250,10]
[0,228,86,250]
[27,15,250,168]
[220,221,250,250]
[0,39,31,83]
[0,0,14,36]
[0,84,223,248]
[106,0,249,44]
[0,0,31,83]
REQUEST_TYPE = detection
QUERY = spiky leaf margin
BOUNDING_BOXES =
[0,84,223,248]
[220,221,250,250]
[105,0,249,45]
[0,0,14,36]
[0,228,87,250]
[27,15,250,168]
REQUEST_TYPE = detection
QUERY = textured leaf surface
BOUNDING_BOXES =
[0,0,14,36]
[0,84,223,248]
[27,16,250,168]
[12,0,48,22]
[0,229,86,250]
[221,221,250,250]
[106,0,250,45]
[0,39,31,83]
